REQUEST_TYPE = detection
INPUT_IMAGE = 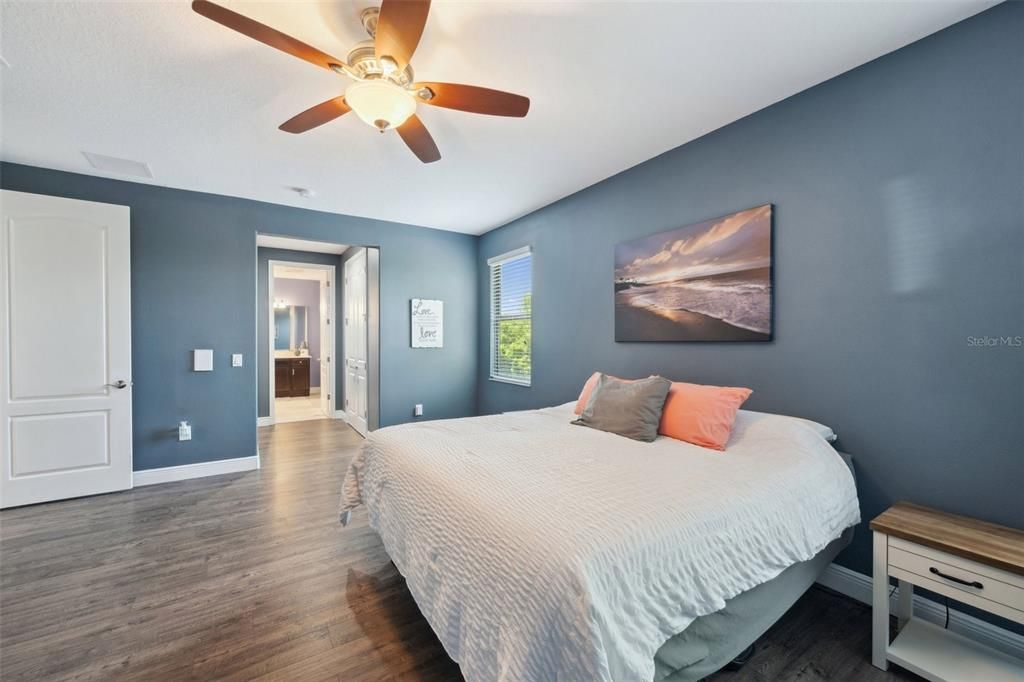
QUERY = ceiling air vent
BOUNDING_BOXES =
[82,152,154,179]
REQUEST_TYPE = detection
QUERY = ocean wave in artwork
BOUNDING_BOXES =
[621,268,771,334]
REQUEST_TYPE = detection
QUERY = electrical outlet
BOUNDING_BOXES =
[178,421,192,441]
[414,404,423,417]
[232,353,243,367]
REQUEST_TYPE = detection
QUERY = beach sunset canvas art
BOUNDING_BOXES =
[615,205,773,341]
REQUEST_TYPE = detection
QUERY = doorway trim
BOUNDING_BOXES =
[266,260,337,426]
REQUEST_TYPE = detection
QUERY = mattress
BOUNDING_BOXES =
[340,403,860,682]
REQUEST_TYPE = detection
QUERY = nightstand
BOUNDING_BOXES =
[871,502,1024,681]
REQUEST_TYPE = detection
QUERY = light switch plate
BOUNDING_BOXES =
[193,349,213,372]
[232,353,243,367]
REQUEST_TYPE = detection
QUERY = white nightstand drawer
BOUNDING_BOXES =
[890,543,1024,613]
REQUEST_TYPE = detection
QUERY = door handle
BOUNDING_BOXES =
[105,380,129,389]
[929,567,983,589]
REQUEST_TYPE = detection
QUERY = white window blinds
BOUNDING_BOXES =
[488,246,532,385]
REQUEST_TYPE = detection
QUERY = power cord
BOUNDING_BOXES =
[891,584,951,629]
[891,584,950,630]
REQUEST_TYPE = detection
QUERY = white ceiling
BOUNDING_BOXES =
[0,1,995,235]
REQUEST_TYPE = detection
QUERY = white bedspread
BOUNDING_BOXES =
[339,403,860,682]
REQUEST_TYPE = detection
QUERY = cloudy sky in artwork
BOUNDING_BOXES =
[615,204,771,283]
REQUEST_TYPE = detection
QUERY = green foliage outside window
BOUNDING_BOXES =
[497,293,531,379]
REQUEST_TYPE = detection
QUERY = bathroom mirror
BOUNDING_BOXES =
[273,305,308,351]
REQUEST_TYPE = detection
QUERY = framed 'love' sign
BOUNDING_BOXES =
[411,299,443,348]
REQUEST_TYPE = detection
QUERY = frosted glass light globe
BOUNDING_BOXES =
[344,80,416,131]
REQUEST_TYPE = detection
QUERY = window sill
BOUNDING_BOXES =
[489,375,531,387]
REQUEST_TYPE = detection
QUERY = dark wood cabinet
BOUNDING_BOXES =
[275,357,310,397]
[274,361,291,397]
[292,359,310,396]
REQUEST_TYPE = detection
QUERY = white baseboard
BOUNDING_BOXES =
[257,416,273,427]
[133,455,260,487]
[333,410,348,421]
[310,387,321,395]
[817,562,1024,659]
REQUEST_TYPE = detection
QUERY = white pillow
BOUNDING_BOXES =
[737,410,837,443]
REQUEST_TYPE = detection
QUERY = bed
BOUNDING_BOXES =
[339,402,860,682]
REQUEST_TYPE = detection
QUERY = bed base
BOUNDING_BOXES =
[654,526,854,682]
[655,451,856,681]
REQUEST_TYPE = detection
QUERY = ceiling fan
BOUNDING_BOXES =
[192,0,530,163]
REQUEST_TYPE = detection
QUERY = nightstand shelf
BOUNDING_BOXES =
[871,502,1024,682]
[888,618,1023,681]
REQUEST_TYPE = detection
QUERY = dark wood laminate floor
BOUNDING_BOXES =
[1,419,918,681]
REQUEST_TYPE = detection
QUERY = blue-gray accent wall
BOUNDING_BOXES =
[478,2,1024,580]
[0,163,478,471]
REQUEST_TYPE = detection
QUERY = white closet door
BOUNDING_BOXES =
[0,190,132,508]
[344,251,367,436]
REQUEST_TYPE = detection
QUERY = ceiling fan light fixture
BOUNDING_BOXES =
[344,80,416,131]
[191,0,529,163]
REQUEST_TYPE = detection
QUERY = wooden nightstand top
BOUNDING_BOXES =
[871,502,1024,576]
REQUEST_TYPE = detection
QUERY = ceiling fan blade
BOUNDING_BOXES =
[375,0,431,72]
[279,97,351,134]
[397,115,440,163]
[414,83,530,117]
[192,0,345,72]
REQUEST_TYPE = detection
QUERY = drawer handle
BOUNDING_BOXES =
[929,566,983,589]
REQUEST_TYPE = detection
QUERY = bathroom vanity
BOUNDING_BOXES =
[275,357,310,397]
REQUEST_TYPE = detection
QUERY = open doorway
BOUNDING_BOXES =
[270,261,334,423]
[256,235,379,434]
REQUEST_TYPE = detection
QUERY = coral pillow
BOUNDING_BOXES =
[574,372,604,414]
[660,382,752,450]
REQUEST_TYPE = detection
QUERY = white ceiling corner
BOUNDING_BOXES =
[0,0,997,235]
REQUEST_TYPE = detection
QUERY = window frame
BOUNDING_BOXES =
[487,246,532,387]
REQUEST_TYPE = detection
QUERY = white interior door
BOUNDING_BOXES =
[0,190,132,508]
[319,274,332,418]
[344,251,368,436]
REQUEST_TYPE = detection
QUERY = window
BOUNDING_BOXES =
[488,246,532,385]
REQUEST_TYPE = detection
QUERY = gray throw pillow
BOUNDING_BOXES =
[572,374,671,442]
